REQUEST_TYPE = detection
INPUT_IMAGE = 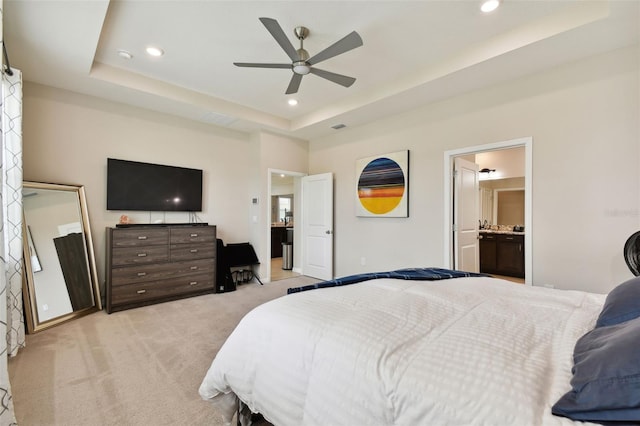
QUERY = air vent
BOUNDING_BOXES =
[200,111,236,127]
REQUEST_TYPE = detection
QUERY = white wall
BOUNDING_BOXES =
[251,132,308,278]
[22,46,639,295]
[22,84,306,293]
[308,46,639,294]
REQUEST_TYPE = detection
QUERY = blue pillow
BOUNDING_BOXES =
[552,316,640,422]
[596,276,640,328]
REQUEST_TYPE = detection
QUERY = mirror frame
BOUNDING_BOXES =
[22,181,102,333]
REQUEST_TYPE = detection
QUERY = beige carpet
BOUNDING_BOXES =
[8,275,319,426]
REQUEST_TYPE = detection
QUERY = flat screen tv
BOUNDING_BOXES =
[107,158,203,212]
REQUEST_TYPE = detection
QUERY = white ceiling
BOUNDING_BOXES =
[4,1,639,140]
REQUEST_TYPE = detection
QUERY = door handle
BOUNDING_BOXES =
[325,230,332,235]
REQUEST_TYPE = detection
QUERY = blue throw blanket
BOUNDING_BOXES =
[287,267,489,294]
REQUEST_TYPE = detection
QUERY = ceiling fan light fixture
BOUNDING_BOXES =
[481,0,501,13]
[293,62,311,75]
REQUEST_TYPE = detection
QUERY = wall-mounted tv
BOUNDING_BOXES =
[107,158,203,212]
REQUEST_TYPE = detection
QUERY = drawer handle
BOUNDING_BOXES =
[137,236,148,240]
[137,272,147,277]
[190,233,198,237]
[505,237,514,240]
[137,253,148,257]
[190,266,198,270]
[190,249,198,253]
[189,281,198,286]
[136,289,147,294]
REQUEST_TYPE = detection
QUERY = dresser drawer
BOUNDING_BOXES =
[110,258,214,286]
[171,227,216,244]
[170,243,215,261]
[111,228,169,247]
[110,274,214,306]
[111,245,169,266]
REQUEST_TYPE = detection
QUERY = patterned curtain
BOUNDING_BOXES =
[0,66,24,424]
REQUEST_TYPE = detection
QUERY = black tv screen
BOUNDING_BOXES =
[107,158,203,212]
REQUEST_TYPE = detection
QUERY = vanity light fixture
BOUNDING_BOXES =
[288,99,298,106]
[480,0,501,13]
[145,46,165,57]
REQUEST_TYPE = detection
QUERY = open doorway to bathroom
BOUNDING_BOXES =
[269,170,303,281]
[444,137,532,285]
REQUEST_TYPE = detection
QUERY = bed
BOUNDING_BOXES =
[199,268,640,425]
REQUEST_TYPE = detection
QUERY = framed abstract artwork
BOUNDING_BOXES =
[355,150,409,217]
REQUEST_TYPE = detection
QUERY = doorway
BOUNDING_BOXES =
[268,170,304,282]
[443,137,532,285]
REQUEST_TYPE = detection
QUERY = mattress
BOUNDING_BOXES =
[199,276,606,425]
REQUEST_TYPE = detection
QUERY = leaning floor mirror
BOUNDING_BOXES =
[22,182,102,333]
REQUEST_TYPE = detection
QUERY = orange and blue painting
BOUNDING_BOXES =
[356,150,409,217]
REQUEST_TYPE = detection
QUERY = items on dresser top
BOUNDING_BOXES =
[105,224,216,313]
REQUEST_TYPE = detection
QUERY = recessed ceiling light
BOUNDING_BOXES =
[145,46,164,57]
[480,0,500,13]
[117,50,133,60]
[288,99,298,106]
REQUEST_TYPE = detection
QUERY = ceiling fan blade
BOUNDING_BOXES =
[259,17,298,62]
[285,73,303,94]
[307,31,363,66]
[309,68,356,88]
[234,62,291,69]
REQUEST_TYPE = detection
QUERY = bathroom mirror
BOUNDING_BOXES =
[22,182,102,333]
[479,178,525,226]
[271,194,293,224]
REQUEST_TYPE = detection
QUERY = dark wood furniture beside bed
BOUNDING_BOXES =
[480,231,524,278]
[105,224,216,313]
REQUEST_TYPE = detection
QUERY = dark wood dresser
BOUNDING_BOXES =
[106,224,216,313]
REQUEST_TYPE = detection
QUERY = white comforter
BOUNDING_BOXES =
[199,276,605,425]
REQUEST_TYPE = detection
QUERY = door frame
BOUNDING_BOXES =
[267,168,306,281]
[443,137,533,285]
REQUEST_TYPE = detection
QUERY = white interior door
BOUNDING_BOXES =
[453,157,479,272]
[301,173,333,280]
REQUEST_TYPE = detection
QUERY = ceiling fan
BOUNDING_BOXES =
[234,17,363,95]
